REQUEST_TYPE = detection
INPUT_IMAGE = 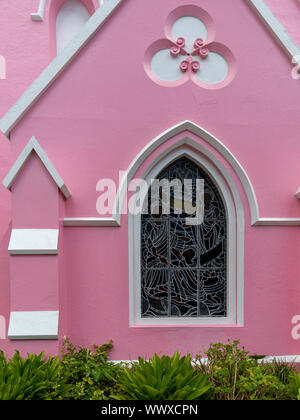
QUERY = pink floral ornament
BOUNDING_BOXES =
[146,10,235,88]
[170,45,181,57]
[175,37,185,49]
[169,36,209,74]
[194,38,205,49]
[180,57,200,73]
[199,47,209,59]
[170,37,186,57]
[180,60,189,72]
[191,61,200,72]
[191,39,209,59]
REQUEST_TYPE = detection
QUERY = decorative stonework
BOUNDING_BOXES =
[169,37,209,74]
[170,37,209,73]
[144,5,236,89]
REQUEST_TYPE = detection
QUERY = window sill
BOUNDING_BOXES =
[130,323,244,329]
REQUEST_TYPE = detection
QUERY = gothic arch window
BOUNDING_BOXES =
[56,0,91,54]
[129,144,242,326]
[141,156,227,319]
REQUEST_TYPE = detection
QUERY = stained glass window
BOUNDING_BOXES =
[141,157,227,318]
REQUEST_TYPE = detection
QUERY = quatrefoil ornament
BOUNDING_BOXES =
[144,6,236,89]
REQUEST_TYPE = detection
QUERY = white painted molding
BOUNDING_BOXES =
[1,0,298,138]
[56,0,92,55]
[246,0,300,60]
[64,217,119,226]
[8,229,59,255]
[2,136,71,199]
[31,0,104,22]
[62,121,300,227]
[129,145,245,326]
[111,356,300,365]
[8,311,59,340]
[0,0,124,138]
[253,218,300,226]
[113,120,259,227]
[31,0,46,21]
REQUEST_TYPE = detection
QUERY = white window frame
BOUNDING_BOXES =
[129,143,244,327]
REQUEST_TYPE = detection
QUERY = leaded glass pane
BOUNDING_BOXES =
[141,157,227,318]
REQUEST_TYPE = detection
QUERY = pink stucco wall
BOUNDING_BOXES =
[1,0,300,359]
[266,0,300,47]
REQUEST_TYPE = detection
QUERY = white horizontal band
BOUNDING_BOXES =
[63,217,120,227]
[111,355,300,365]
[8,229,59,255]
[8,311,59,340]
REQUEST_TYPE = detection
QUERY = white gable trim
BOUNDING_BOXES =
[0,0,297,138]
[2,136,71,199]
[8,229,59,255]
[31,0,47,21]
[0,0,124,137]
[113,121,259,226]
[246,0,300,59]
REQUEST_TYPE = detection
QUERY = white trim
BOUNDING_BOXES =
[0,0,298,138]
[31,0,105,22]
[246,0,300,60]
[254,218,300,226]
[111,356,300,365]
[63,217,300,227]
[2,136,71,199]
[8,229,59,255]
[31,0,47,21]
[261,356,300,364]
[62,121,300,227]
[114,121,259,227]
[0,0,124,137]
[8,311,59,340]
[129,143,245,327]
[31,0,104,22]
[63,217,119,226]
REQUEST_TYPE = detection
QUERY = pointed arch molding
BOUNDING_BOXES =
[64,120,300,227]
[31,0,103,21]
[129,143,244,326]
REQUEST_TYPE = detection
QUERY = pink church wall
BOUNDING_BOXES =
[0,0,300,358]
[266,0,300,47]
[0,0,52,353]
[11,153,60,229]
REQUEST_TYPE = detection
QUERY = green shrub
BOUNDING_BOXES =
[289,371,300,401]
[46,338,123,400]
[116,351,211,400]
[262,358,297,385]
[196,341,298,400]
[1,339,298,400]
[0,351,62,400]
